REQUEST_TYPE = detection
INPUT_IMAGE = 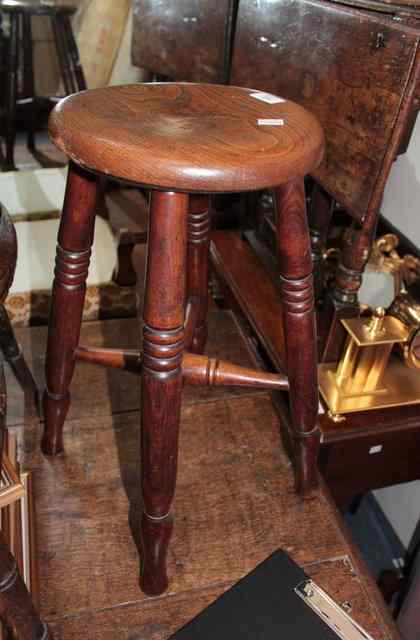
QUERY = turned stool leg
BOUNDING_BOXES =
[42,163,97,455]
[0,533,50,640]
[140,191,188,596]
[185,195,210,353]
[275,179,320,494]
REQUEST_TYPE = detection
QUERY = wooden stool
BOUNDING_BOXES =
[42,83,324,596]
[0,0,86,172]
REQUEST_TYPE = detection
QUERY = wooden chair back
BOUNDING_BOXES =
[230,0,420,222]
[132,0,238,83]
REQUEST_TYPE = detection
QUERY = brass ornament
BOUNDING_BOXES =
[319,234,420,418]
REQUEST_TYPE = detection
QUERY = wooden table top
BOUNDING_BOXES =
[7,265,399,638]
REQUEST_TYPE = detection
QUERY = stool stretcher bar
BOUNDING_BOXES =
[74,346,290,391]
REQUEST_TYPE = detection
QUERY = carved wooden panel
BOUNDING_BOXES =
[132,0,237,83]
[231,0,420,221]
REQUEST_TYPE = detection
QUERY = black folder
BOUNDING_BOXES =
[170,550,372,639]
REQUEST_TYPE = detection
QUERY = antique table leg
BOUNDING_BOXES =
[3,11,19,172]
[140,191,187,596]
[185,194,210,353]
[42,163,98,455]
[275,179,320,493]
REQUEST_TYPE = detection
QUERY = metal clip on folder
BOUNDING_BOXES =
[296,580,374,640]
[170,550,375,639]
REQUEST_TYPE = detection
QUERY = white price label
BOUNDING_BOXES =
[369,445,383,455]
[258,118,285,126]
[250,91,286,104]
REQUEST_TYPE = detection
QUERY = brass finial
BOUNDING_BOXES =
[367,307,386,336]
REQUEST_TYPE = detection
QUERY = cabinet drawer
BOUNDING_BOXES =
[319,425,420,505]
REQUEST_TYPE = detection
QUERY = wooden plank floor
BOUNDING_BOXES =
[6,312,400,639]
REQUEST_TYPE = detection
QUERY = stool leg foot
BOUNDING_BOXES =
[42,163,98,456]
[42,391,70,455]
[140,513,173,596]
[140,191,188,596]
[275,179,320,494]
[185,195,210,354]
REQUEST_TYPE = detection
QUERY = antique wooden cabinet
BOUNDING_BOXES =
[231,0,420,224]
[132,0,238,82]
[230,0,420,358]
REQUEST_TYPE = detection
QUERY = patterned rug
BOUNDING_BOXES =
[6,282,137,327]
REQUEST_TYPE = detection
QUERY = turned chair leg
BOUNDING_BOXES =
[0,533,50,640]
[185,194,211,353]
[4,12,19,172]
[140,191,188,596]
[51,14,76,96]
[22,12,36,153]
[0,306,38,407]
[42,163,98,455]
[307,184,334,304]
[322,224,373,361]
[275,179,320,494]
[62,14,87,92]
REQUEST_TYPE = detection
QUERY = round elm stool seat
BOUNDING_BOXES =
[42,83,325,596]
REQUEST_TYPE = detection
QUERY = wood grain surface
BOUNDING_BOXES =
[45,558,394,639]
[231,0,420,221]
[5,311,400,638]
[132,0,237,83]
[42,163,98,456]
[49,83,324,192]
[274,180,320,492]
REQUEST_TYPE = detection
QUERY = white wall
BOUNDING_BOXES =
[381,117,420,245]
[374,117,420,549]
